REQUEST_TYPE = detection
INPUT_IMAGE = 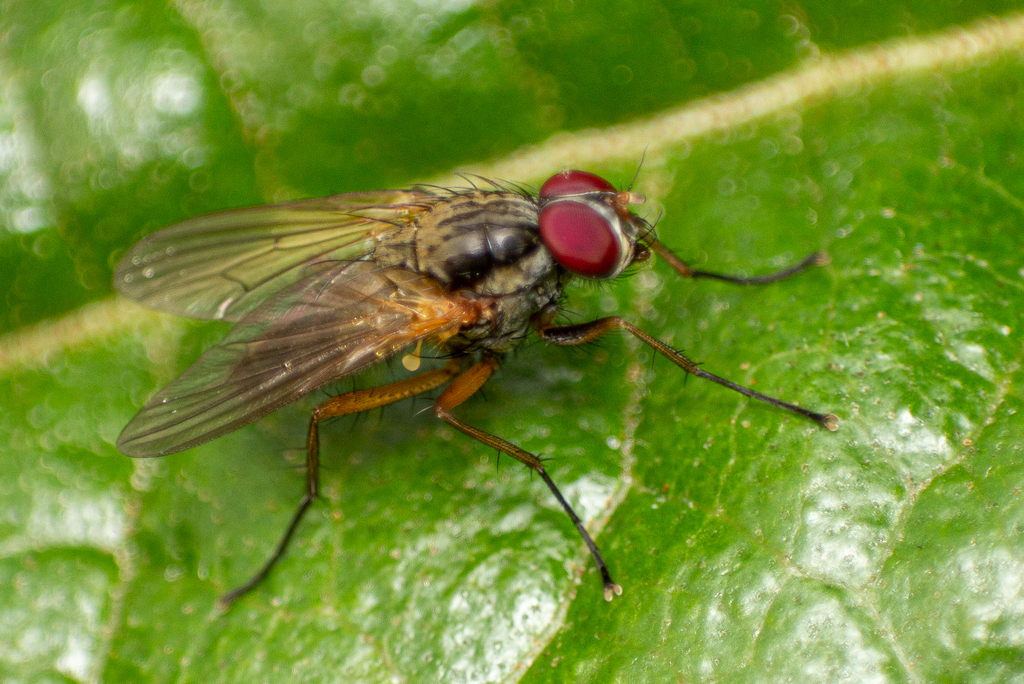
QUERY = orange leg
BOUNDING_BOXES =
[434,357,623,601]
[219,361,461,607]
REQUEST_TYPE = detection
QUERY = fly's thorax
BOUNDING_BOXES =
[373,190,556,295]
[373,188,566,354]
[444,274,565,354]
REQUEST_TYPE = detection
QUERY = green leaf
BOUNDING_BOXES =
[3,3,1024,683]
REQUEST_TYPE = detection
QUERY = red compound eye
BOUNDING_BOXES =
[539,200,622,278]
[540,170,616,198]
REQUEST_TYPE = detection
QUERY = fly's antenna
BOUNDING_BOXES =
[628,149,648,192]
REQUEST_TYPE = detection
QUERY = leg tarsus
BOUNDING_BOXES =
[218,491,317,609]
[534,465,621,600]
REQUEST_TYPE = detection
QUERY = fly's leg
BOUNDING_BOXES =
[538,318,839,431]
[434,357,623,601]
[219,360,462,608]
[648,237,829,285]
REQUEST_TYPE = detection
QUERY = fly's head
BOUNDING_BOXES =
[537,170,652,281]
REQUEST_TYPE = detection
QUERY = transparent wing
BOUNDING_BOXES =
[114,190,434,321]
[117,260,477,457]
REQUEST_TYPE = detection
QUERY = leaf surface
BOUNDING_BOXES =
[1,4,1023,683]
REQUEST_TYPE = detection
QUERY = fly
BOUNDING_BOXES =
[115,169,839,607]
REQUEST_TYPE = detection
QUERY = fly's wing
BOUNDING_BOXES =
[114,190,435,321]
[117,260,477,457]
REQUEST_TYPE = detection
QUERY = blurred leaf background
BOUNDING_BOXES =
[2,1,1024,683]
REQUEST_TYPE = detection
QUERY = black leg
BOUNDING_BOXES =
[648,237,830,285]
[434,357,623,601]
[218,363,461,608]
[537,317,838,430]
